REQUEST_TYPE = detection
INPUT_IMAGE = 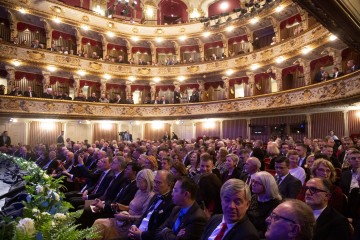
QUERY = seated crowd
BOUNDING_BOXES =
[0,133,360,239]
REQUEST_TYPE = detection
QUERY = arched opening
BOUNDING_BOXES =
[158,0,188,25]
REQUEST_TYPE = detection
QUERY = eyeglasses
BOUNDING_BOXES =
[350,156,360,161]
[268,212,297,225]
[316,168,331,174]
[304,186,328,195]
[251,180,263,186]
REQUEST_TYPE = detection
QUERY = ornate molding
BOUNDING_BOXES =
[0,73,359,119]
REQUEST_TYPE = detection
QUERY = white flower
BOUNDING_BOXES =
[43,173,49,180]
[48,190,60,201]
[32,208,40,214]
[53,192,60,201]
[16,218,35,236]
[54,213,66,221]
[41,212,50,216]
[35,185,43,194]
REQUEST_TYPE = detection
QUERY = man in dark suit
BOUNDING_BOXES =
[305,178,351,240]
[8,86,22,96]
[275,156,302,199]
[111,94,124,104]
[0,131,11,147]
[337,137,354,165]
[157,177,207,240]
[265,199,315,240]
[314,66,325,83]
[23,86,37,98]
[189,90,200,102]
[160,95,169,104]
[346,59,358,73]
[295,144,308,169]
[151,96,160,104]
[56,131,65,145]
[128,170,175,240]
[173,89,181,104]
[42,88,55,99]
[201,179,259,240]
[87,92,98,102]
[340,149,360,196]
[332,67,344,78]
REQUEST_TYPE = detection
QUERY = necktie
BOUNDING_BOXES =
[173,209,185,232]
[93,171,106,194]
[245,175,251,185]
[276,176,282,185]
[214,223,228,240]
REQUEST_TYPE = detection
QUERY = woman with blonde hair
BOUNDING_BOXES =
[247,171,282,238]
[92,169,155,239]
[214,147,229,175]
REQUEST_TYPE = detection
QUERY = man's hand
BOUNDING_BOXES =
[128,225,142,240]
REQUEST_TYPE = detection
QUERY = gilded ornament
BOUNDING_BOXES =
[19,100,30,112]
[132,28,139,33]
[50,6,63,14]
[89,62,102,70]
[0,45,17,56]
[82,15,90,22]
[155,29,163,34]
[187,65,199,73]
[55,56,80,66]
[122,107,142,116]
[169,106,191,115]
[4,99,20,110]
[43,102,55,111]
[101,106,112,115]
[138,68,151,75]
[27,51,45,60]
[108,22,115,28]
[218,102,238,112]
[67,104,93,114]
[303,89,312,100]
[180,28,185,33]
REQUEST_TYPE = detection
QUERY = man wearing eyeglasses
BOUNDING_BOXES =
[265,199,315,240]
[304,178,351,240]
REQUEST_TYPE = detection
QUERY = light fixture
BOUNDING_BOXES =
[190,9,200,19]
[226,26,234,32]
[128,76,136,82]
[250,64,260,70]
[103,74,111,80]
[11,59,21,67]
[18,8,27,14]
[329,34,338,41]
[250,17,259,24]
[155,37,163,43]
[275,5,284,13]
[93,5,105,16]
[177,76,185,82]
[178,35,187,41]
[131,36,139,41]
[153,77,161,83]
[40,119,55,130]
[81,25,90,31]
[152,121,164,129]
[275,56,285,63]
[100,121,112,130]
[226,69,234,76]
[204,119,215,129]
[145,7,154,17]
[106,31,115,37]
[47,65,57,72]
[52,16,61,24]
[9,118,18,123]
[301,46,312,55]
[77,70,86,76]
[202,32,211,37]
[220,2,229,11]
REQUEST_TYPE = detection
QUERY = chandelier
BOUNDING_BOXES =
[117,0,138,8]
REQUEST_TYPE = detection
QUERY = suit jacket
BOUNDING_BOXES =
[42,92,55,99]
[100,171,125,202]
[24,91,37,97]
[158,202,207,240]
[135,193,175,240]
[313,206,351,240]
[8,89,22,96]
[221,167,242,183]
[111,98,125,104]
[57,135,64,144]
[251,147,265,170]
[201,214,259,240]
[340,170,352,195]
[333,71,344,78]
[0,135,11,147]
[87,170,115,199]
[278,173,302,199]
[173,91,181,103]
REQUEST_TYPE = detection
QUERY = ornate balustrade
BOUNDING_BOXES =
[1,72,359,120]
[0,24,331,78]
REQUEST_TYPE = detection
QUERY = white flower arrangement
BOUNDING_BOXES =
[35,185,43,194]
[16,218,35,236]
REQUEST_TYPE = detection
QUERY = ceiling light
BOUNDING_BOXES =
[329,34,338,41]
[155,37,163,43]
[11,59,21,67]
[177,76,185,82]
[128,76,136,82]
[250,64,260,70]
[226,26,234,32]
[103,74,111,80]
[18,8,27,14]
[220,2,229,11]
[302,46,312,54]
[106,31,115,37]
[53,17,61,23]
[131,36,139,41]
[153,77,161,83]
[275,5,284,13]
[275,56,285,63]
[47,65,57,72]
[226,69,234,76]
[146,7,154,17]
[250,17,259,24]
[203,32,211,37]
[178,35,187,41]
[77,70,86,76]
[81,25,89,31]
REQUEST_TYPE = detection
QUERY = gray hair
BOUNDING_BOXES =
[137,169,155,192]
[221,179,251,202]
[252,171,282,201]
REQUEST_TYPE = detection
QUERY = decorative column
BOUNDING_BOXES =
[142,1,157,25]
[222,76,230,99]
[197,80,204,102]
[219,33,228,57]
[74,28,83,54]
[268,16,280,42]
[195,38,204,61]
[5,65,15,92]
[42,71,51,93]
[343,110,349,137]
[296,7,309,31]
[100,79,107,95]
[41,19,53,48]
[270,66,283,92]
[325,47,342,71]
[72,75,81,96]
[100,34,108,59]
[172,41,180,62]
[246,72,255,96]
[150,82,156,100]
[7,10,18,41]
[306,114,312,138]
[296,58,311,85]
[125,80,132,97]
[243,26,253,52]
[148,41,156,64]
[124,39,133,62]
